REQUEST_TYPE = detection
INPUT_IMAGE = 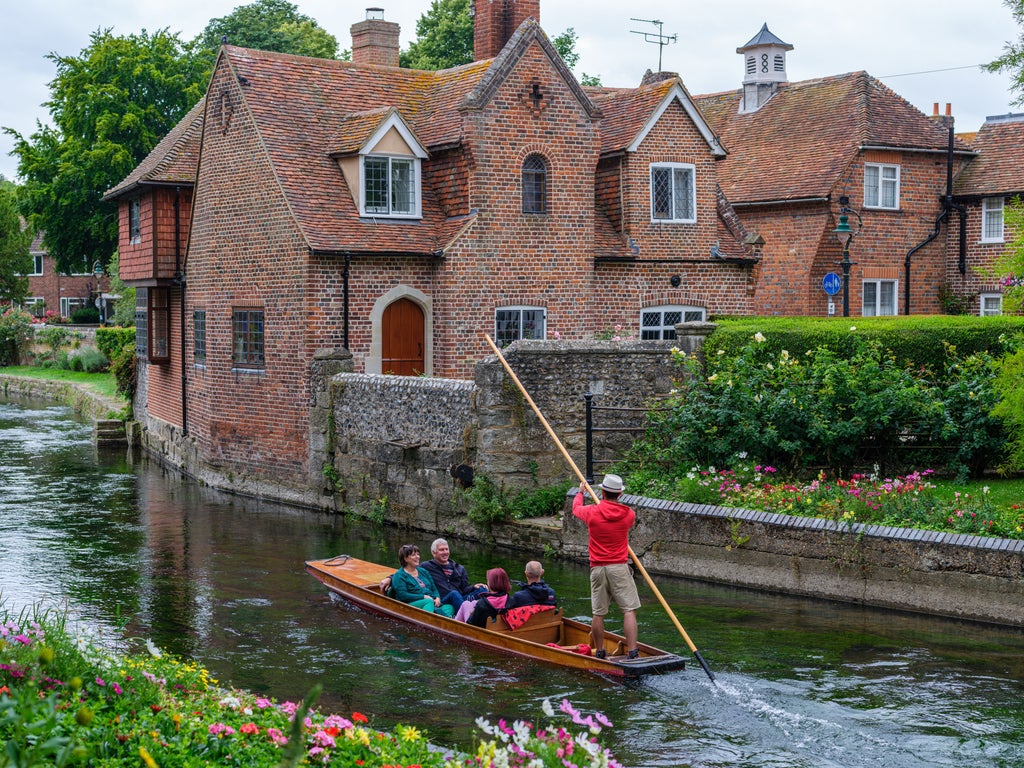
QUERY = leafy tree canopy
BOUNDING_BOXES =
[196,0,340,65]
[987,0,1024,104]
[5,28,206,275]
[0,184,33,304]
[400,0,601,84]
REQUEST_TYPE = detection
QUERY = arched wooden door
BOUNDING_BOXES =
[381,298,425,376]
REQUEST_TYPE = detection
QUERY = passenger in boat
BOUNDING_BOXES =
[465,567,512,628]
[505,560,557,609]
[572,474,640,660]
[389,544,454,617]
[419,538,488,612]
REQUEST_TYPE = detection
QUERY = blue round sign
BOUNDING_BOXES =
[822,272,842,296]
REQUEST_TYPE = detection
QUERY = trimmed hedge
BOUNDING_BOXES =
[95,326,135,360]
[705,315,1024,370]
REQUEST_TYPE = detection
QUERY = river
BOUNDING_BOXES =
[1,395,1022,767]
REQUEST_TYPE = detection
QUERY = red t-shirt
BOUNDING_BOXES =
[572,491,635,566]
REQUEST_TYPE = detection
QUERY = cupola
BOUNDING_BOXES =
[737,23,792,113]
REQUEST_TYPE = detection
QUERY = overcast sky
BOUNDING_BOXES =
[2,0,1020,181]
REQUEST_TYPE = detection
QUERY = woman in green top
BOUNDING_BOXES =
[390,544,455,617]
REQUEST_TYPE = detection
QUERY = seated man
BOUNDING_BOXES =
[418,538,487,611]
[506,560,557,610]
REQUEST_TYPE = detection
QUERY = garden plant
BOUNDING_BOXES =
[0,603,623,767]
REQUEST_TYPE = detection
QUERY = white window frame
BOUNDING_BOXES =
[494,306,546,347]
[981,197,1005,243]
[359,155,421,219]
[979,293,1002,316]
[864,163,900,210]
[641,305,705,340]
[60,297,86,317]
[650,162,696,223]
[30,254,43,276]
[862,279,898,316]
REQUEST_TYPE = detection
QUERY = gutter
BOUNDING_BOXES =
[730,196,829,208]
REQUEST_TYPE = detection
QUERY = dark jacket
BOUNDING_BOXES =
[467,592,508,628]
[505,580,557,610]
[421,558,474,597]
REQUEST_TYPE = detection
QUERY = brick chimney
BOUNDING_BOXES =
[472,0,540,60]
[929,102,955,129]
[351,8,400,67]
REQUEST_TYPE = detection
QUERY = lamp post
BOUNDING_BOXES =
[832,197,862,318]
[92,260,105,325]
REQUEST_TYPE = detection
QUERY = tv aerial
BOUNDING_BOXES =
[630,18,677,72]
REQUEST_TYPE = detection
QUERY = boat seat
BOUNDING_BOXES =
[487,607,562,645]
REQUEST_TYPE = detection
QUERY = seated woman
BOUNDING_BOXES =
[390,544,454,617]
[465,567,512,628]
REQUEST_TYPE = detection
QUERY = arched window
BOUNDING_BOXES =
[521,154,548,214]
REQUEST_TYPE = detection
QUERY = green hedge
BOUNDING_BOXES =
[95,326,135,359]
[705,315,1024,370]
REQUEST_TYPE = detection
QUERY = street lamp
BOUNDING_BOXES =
[92,260,105,324]
[832,196,862,317]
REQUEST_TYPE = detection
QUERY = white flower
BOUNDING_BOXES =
[753,332,766,343]
[983,486,991,494]
[849,326,857,332]
[219,695,241,709]
[737,451,748,459]
[145,639,163,658]
[475,717,496,736]
[766,362,774,370]
[780,349,790,361]
[541,698,554,717]
[707,373,718,382]
[717,349,725,355]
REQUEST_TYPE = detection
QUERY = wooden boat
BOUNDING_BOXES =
[305,555,687,677]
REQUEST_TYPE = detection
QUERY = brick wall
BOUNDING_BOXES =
[945,200,1016,313]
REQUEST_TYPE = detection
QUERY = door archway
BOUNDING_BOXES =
[381,298,425,376]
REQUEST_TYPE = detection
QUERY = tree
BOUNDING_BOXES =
[0,183,32,304]
[196,0,340,65]
[5,29,206,275]
[400,0,601,84]
[987,0,1024,104]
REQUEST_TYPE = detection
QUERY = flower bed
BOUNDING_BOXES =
[0,605,623,767]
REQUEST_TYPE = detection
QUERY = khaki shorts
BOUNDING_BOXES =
[590,563,641,616]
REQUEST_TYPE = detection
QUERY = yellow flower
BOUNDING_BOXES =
[139,746,158,768]
[398,724,422,741]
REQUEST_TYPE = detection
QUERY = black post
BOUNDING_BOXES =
[584,392,594,484]
[840,245,852,318]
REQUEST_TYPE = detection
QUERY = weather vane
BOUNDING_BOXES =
[630,18,677,72]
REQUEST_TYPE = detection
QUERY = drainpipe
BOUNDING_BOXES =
[174,186,187,436]
[343,253,350,350]
[904,111,963,313]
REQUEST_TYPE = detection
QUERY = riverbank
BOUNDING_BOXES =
[5,369,1024,628]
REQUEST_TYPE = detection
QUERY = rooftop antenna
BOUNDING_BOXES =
[630,18,677,72]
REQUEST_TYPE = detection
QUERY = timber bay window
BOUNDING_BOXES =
[641,305,705,340]
[522,154,548,214]
[232,308,265,369]
[148,288,170,363]
[864,163,900,209]
[982,197,1005,242]
[650,163,695,222]
[495,306,545,347]
[193,310,206,365]
[362,156,419,217]
[129,199,141,244]
[862,279,897,316]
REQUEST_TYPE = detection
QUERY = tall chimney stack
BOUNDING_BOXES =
[351,7,400,67]
[472,0,540,60]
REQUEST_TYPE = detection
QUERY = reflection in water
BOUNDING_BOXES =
[2,394,1023,767]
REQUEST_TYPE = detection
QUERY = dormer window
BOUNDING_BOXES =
[650,163,696,223]
[362,156,419,217]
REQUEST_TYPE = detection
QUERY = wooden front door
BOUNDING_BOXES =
[382,298,425,376]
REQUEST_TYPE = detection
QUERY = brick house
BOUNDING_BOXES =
[103,3,759,487]
[16,232,111,321]
[949,113,1024,315]
[694,24,975,318]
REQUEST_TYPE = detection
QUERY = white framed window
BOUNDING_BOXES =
[650,163,696,223]
[30,254,43,276]
[864,163,900,210]
[129,198,142,244]
[495,306,545,347]
[361,155,420,218]
[979,293,1002,316]
[60,297,86,317]
[20,297,45,317]
[641,305,705,340]
[862,279,898,316]
[981,197,1005,243]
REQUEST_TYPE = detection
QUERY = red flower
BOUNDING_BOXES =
[352,712,369,723]
[150,705,162,713]
[240,722,260,735]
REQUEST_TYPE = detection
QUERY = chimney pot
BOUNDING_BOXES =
[933,102,939,116]
[945,103,952,116]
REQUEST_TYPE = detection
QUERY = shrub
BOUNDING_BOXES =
[34,325,76,365]
[109,344,137,400]
[67,348,109,373]
[95,326,135,360]
[69,306,100,324]
[0,307,33,365]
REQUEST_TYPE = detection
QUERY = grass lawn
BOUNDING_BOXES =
[0,366,124,402]
[932,477,1024,508]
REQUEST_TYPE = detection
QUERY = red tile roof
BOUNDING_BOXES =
[696,71,968,205]
[953,115,1024,197]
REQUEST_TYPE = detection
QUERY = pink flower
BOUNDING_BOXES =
[267,727,288,746]
[111,683,123,695]
[95,677,106,687]
[208,723,236,736]
[255,697,272,709]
